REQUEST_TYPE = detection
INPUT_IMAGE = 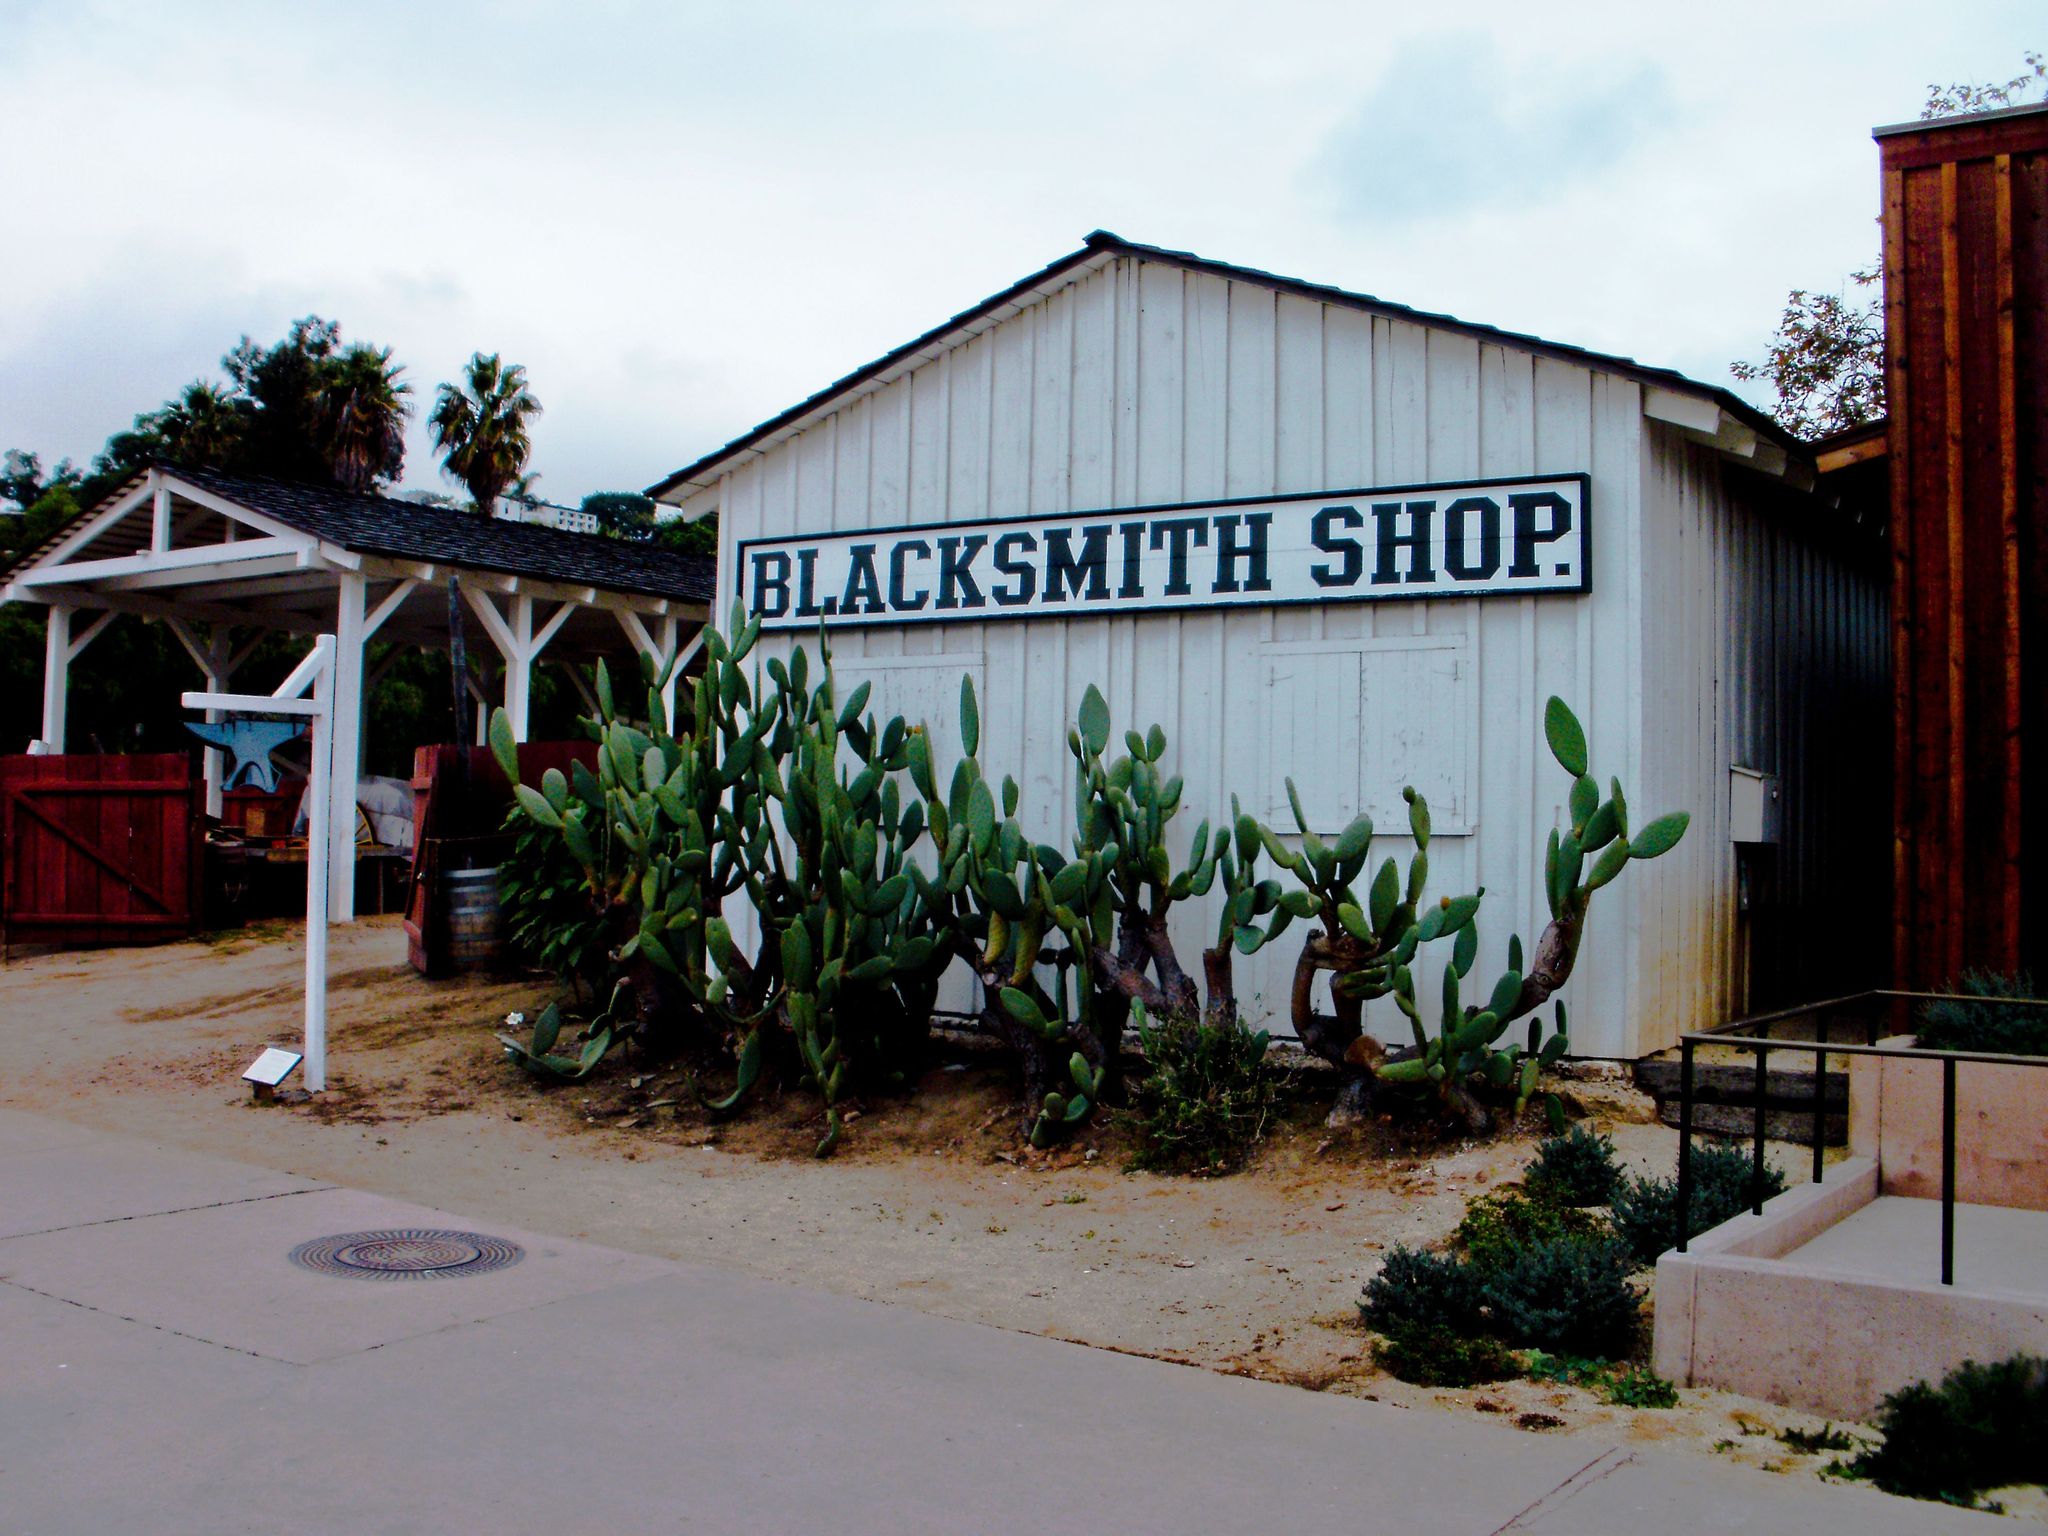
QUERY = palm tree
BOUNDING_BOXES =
[154,381,250,468]
[428,353,542,516]
[317,344,411,491]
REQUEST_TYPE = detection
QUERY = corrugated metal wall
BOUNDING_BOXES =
[1635,434,1891,1048]
[708,254,1878,1055]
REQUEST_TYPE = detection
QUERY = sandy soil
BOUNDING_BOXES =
[0,917,1991,1505]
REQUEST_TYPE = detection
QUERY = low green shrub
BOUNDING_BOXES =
[1359,1245,1485,1335]
[1126,1013,1279,1175]
[1610,1143,1787,1267]
[1524,1125,1622,1207]
[1453,1190,1607,1275]
[1850,1355,2048,1505]
[1482,1235,1642,1357]
[1917,972,2048,1057]
[1372,1321,1520,1388]
[1364,1228,1641,1378]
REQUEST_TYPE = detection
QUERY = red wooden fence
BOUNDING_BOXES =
[0,753,202,948]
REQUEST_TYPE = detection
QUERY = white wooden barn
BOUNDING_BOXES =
[650,233,1888,1060]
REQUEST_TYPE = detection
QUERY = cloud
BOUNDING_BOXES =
[1308,33,1670,224]
[0,0,2033,507]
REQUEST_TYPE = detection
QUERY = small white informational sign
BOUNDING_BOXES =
[241,1047,305,1088]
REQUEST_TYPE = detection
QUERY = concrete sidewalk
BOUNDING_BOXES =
[0,1109,2000,1534]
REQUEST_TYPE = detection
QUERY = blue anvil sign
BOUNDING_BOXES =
[184,718,307,792]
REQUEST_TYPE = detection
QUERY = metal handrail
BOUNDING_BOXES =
[1671,989,2048,1286]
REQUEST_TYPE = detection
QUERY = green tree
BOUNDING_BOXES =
[1730,273,1885,439]
[0,450,78,512]
[652,510,718,557]
[157,381,252,467]
[68,316,410,498]
[317,344,413,491]
[0,317,414,753]
[428,353,542,515]
[581,490,657,538]
[223,316,342,484]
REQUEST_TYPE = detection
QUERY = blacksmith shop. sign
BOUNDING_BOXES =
[737,474,1589,630]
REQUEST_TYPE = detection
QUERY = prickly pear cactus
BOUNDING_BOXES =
[903,674,1117,1142]
[489,606,779,1071]
[1264,697,1689,1131]
[1233,776,1443,1076]
[744,631,945,1155]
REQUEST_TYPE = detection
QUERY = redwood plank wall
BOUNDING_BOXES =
[1882,105,2048,986]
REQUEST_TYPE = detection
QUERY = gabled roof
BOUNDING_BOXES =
[649,230,1800,503]
[5,465,716,604]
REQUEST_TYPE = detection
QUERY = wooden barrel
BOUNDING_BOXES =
[443,867,501,974]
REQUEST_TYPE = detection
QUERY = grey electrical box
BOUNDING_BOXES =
[1729,766,1781,844]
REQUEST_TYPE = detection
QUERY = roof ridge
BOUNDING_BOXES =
[647,232,1800,501]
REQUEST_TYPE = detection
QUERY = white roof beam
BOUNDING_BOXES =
[24,582,324,636]
[98,554,314,595]
[1712,414,1761,459]
[362,578,421,643]
[462,584,518,660]
[531,600,576,657]
[156,476,326,545]
[163,616,212,674]
[14,534,311,589]
[1641,386,1723,436]
[66,608,118,662]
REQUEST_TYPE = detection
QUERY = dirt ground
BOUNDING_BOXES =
[1,916,2007,1507]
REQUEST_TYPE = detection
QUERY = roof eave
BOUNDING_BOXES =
[645,235,1124,503]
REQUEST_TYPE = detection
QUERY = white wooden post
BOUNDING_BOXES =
[35,604,116,755]
[505,593,534,740]
[463,588,576,743]
[659,615,681,726]
[328,572,366,922]
[150,479,172,552]
[39,603,71,753]
[184,634,335,1092]
[303,649,333,1090]
[203,630,232,818]
[168,618,239,817]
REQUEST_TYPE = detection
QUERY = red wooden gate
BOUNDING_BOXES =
[0,754,202,947]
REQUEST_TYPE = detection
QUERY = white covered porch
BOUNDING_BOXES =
[0,466,715,922]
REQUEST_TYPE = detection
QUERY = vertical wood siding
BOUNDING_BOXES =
[1880,110,2048,984]
[712,256,1877,1055]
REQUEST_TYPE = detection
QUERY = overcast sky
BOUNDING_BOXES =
[0,1,2037,505]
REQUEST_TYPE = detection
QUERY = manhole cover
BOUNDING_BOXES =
[288,1229,524,1281]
